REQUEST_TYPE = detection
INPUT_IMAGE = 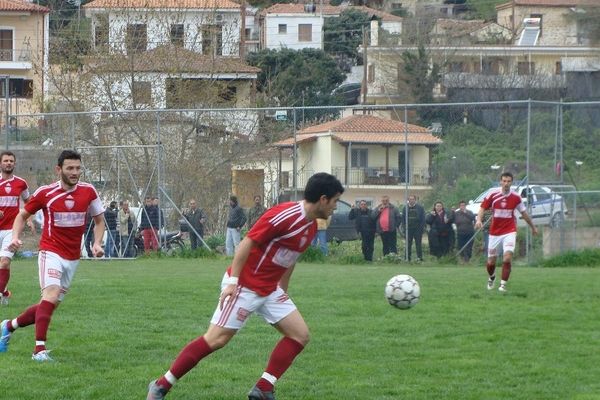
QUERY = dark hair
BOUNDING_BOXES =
[0,151,15,161]
[501,172,514,180]
[57,150,81,167]
[459,200,466,205]
[230,195,238,205]
[303,173,344,203]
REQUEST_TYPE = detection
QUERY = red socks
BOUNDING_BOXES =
[0,268,9,294]
[157,336,214,390]
[486,261,496,277]
[34,300,56,353]
[501,261,512,281]
[256,337,305,392]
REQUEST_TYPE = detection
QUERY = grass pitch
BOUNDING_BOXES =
[1,258,599,400]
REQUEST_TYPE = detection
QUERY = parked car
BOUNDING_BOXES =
[467,184,567,228]
[326,199,359,242]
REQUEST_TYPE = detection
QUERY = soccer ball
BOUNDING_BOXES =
[385,274,420,309]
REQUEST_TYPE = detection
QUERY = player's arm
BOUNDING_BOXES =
[279,263,295,293]
[7,209,32,252]
[475,207,485,229]
[91,213,106,257]
[519,210,538,236]
[219,236,258,309]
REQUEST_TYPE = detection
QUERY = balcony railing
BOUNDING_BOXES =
[332,167,431,186]
[0,48,31,62]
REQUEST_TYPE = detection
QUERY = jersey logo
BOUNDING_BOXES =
[4,184,11,194]
[500,200,507,208]
[65,196,75,210]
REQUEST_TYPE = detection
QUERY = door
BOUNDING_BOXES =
[398,150,410,183]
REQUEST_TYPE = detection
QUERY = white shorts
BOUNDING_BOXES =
[38,250,80,302]
[0,229,14,258]
[210,273,297,330]
[488,232,516,257]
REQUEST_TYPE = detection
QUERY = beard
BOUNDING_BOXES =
[1,166,13,174]
[61,171,79,187]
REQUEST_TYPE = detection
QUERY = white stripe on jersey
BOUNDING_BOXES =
[270,202,303,226]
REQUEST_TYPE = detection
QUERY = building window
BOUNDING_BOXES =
[170,24,185,47]
[351,149,368,168]
[126,24,147,53]
[94,15,109,48]
[517,61,535,75]
[449,62,465,73]
[530,13,543,36]
[202,25,223,56]
[218,84,237,105]
[0,79,34,98]
[245,28,251,39]
[555,61,562,75]
[0,29,13,61]
[368,64,375,83]
[298,24,312,42]
[278,24,287,34]
[132,81,152,105]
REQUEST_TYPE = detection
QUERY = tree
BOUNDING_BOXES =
[247,48,346,121]
[323,9,372,63]
[401,45,441,105]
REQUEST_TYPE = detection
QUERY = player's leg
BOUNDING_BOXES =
[486,234,501,290]
[250,291,308,399]
[0,230,15,304]
[498,233,517,292]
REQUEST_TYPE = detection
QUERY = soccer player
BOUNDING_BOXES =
[146,172,344,400]
[475,172,538,292]
[0,151,30,305]
[0,150,105,361]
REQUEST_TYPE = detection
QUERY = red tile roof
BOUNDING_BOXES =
[274,115,442,147]
[84,0,240,10]
[497,0,597,9]
[0,0,49,12]
[89,45,261,74]
[261,4,402,22]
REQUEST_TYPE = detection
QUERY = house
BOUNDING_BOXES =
[0,0,49,120]
[496,0,599,46]
[379,0,467,17]
[259,4,402,51]
[82,0,260,134]
[268,113,442,205]
[430,19,512,46]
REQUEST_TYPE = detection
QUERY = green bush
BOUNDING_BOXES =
[204,234,225,250]
[538,248,600,268]
[298,245,326,263]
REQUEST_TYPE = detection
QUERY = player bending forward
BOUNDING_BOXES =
[0,150,105,360]
[475,172,538,293]
[147,173,344,400]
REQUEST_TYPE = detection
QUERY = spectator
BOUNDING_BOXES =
[184,199,206,250]
[426,201,454,258]
[83,216,94,258]
[373,195,402,256]
[454,200,476,263]
[103,201,119,258]
[311,216,331,256]
[247,195,266,229]
[118,200,137,257]
[349,200,376,261]
[401,195,426,262]
[225,195,246,256]
[140,196,159,254]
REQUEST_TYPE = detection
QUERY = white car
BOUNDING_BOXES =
[467,184,567,228]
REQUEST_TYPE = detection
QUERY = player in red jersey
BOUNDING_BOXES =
[147,173,344,400]
[475,172,538,292]
[0,151,30,305]
[0,150,105,361]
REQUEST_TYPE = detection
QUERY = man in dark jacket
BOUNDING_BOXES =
[140,196,159,254]
[184,199,206,250]
[349,200,376,261]
[225,195,246,256]
[372,195,402,256]
[401,195,426,262]
[104,201,119,258]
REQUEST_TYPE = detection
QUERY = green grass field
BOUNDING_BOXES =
[1,258,599,400]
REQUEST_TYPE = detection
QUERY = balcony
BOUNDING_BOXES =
[333,167,431,187]
[443,72,566,90]
[0,48,33,69]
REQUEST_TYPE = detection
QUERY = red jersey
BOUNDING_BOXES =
[25,181,104,260]
[227,201,317,296]
[0,175,30,230]
[481,189,526,235]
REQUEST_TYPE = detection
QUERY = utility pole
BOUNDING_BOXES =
[361,24,368,113]
[240,0,246,58]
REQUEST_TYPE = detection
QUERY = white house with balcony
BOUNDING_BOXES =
[0,0,49,117]
[82,0,260,135]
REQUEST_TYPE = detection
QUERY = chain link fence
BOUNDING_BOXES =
[5,100,599,262]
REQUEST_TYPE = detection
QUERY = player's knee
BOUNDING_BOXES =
[291,330,310,346]
[0,257,10,269]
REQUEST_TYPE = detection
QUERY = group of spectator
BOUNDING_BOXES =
[348,195,479,263]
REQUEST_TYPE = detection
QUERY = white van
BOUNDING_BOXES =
[467,185,567,228]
